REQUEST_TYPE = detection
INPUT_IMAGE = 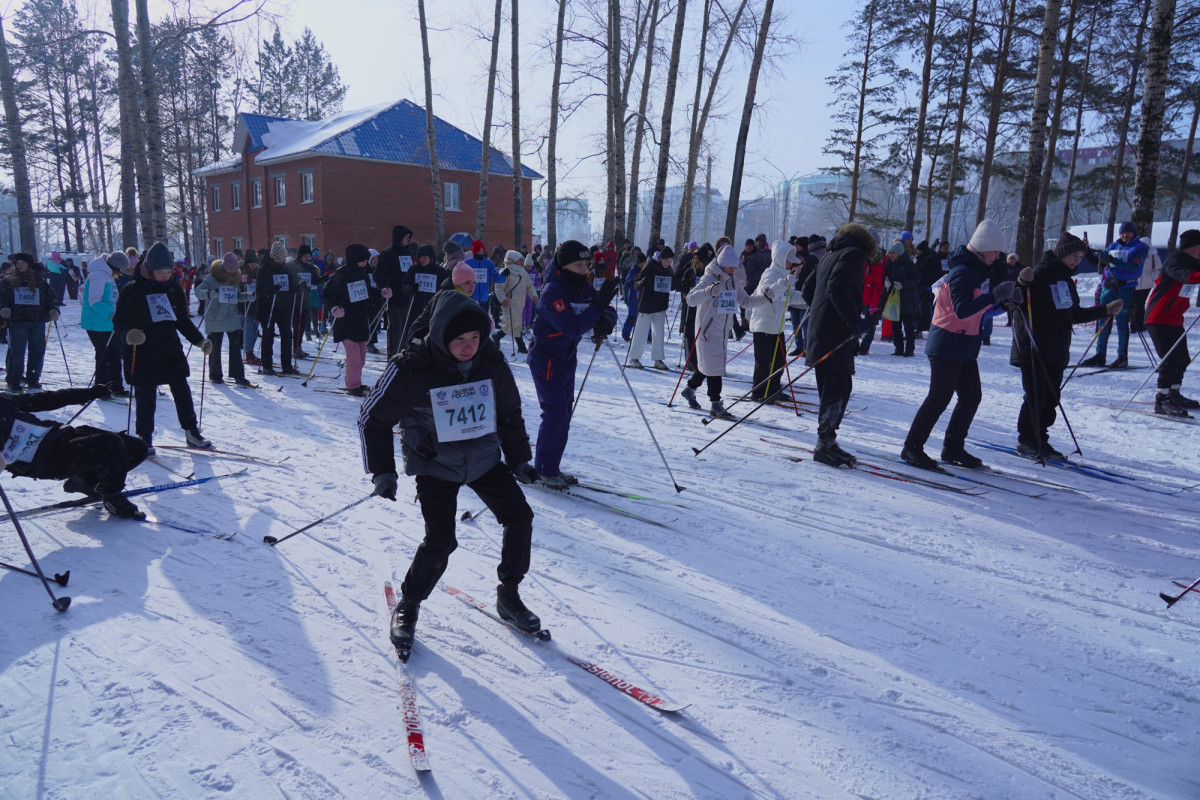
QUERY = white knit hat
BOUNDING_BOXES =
[505,249,524,265]
[969,219,1006,252]
[715,244,739,268]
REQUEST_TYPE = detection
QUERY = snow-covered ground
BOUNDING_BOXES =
[2,292,1199,800]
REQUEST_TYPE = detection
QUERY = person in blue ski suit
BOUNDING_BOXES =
[526,240,618,489]
[1081,221,1147,369]
[465,240,506,312]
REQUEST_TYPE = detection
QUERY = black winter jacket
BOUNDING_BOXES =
[0,387,100,476]
[255,258,296,323]
[886,253,921,317]
[633,258,676,314]
[803,231,869,372]
[324,262,382,343]
[1010,251,1107,368]
[112,274,205,386]
[358,290,531,484]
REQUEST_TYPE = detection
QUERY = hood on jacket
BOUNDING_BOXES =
[770,240,799,271]
[86,256,114,281]
[426,288,492,363]
[392,225,413,249]
[417,243,437,262]
[832,223,880,262]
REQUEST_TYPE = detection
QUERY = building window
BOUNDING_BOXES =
[251,178,262,208]
[303,234,317,249]
[233,237,244,253]
[300,172,314,204]
[211,185,221,212]
[213,237,223,256]
[274,175,286,206]
[444,181,461,212]
[231,182,241,210]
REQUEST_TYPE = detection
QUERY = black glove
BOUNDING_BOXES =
[372,472,398,501]
[592,310,616,340]
[91,384,112,401]
[991,280,1022,306]
[1104,277,1120,291]
[596,278,619,307]
[510,461,538,484]
[1097,250,1114,267]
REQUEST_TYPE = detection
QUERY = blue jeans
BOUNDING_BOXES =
[1094,285,1134,359]
[7,319,46,388]
[789,307,806,353]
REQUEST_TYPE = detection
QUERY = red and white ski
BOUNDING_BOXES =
[445,585,688,713]
[384,581,431,772]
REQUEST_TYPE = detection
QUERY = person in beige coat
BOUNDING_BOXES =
[493,250,539,354]
[681,244,768,419]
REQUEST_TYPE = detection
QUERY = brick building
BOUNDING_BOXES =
[193,99,541,261]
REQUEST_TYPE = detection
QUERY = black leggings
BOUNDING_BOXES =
[1147,324,1189,390]
[905,357,982,452]
[687,370,723,402]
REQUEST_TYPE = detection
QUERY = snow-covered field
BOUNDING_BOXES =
[2,293,1199,800]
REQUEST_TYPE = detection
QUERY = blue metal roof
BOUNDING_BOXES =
[248,100,542,180]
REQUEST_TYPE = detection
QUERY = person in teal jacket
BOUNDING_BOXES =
[81,255,128,397]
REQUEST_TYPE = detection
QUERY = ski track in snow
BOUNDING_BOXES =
[1,299,1199,798]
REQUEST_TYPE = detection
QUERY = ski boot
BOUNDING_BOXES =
[1107,354,1128,369]
[103,493,145,520]
[680,386,702,410]
[813,439,856,468]
[185,427,213,449]
[1155,393,1191,418]
[628,359,645,370]
[537,473,570,491]
[900,445,940,471]
[1079,353,1106,368]
[390,596,419,661]
[940,445,983,469]
[652,360,671,370]
[496,583,542,634]
[708,400,735,421]
[1169,389,1200,410]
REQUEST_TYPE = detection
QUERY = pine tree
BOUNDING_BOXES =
[293,28,347,122]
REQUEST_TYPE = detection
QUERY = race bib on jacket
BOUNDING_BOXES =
[2,419,50,464]
[1051,281,1072,310]
[716,288,738,315]
[218,286,238,304]
[474,268,488,286]
[416,273,437,293]
[594,278,605,291]
[654,275,672,293]
[348,280,368,303]
[298,272,312,286]
[13,287,38,305]
[570,302,590,315]
[430,379,496,443]
[146,293,176,322]
[272,274,289,292]
[1181,283,1198,299]
[399,256,413,273]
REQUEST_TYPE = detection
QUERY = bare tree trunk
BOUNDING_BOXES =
[674,0,712,248]
[1058,4,1097,237]
[60,73,86,249]
[42,61,72,250]
[510,0,524,248]
[1131,0,1178,236]
[1033,0,1077,255]
[924,93,951,240]
[847,1,878,223]
[0,17,37,258]
[135,0,168,243]
[111,0,140,249]
[1169,97,1199,252]
[904,0,937,231]
[604,1,618,241]
[626,0,661,246]
[940,0,977,242]
[723,0,773,238]
[476,0,504,239]
[417,0,445,244]
[610,0,626,246]
[546,0,567,249]
[975,0,1018,225]
[1104,0,1152,244]
[649,0,688,248]
[1014,0,1063,265]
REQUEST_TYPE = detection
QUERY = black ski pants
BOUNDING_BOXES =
[134,377,198,442]
[905,357,981,453]
[87,330,125,392]
[814,365,852,442]
[1147,324,1189,390]
[260,313,293,371]
[751,332,786,400]
[38,425,148,494]
[686,370,723,403]
[1017,361,1065,447]
[403,462,534,602]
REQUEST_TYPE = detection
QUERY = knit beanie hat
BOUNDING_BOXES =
[297,244,313,259]
[451,263,477,287]
[146,242,174,272]
[107,251,130,272]
[10,252,33,266]
[1054,232,1088,259]
[1119,221,1137,235]
[887,241,905,256]
[555,240,590,266]
[270,240,287,263]
[658,245,675,260]
[443,239,463,257]
[443,308,484,346]
[472,239,486,255]
[346,243,371,264]
[222,252,240,272]
[899,231,914,242]
[969,219,1006,252]
[1179,229,1200,250]
[505,249,524,265]
[715,244,739,268]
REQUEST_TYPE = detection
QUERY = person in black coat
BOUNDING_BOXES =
[914,241,941,334]
[1009,233,1119,459]
[390,243,444,354]
[885,242,921,356]
[324,244,384,396]
[628,246,676,369]
[359,289,539,651]
[255,241,297,374]
[112,243,213,453]
[801,223,877,467]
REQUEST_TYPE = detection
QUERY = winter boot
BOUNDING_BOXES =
[139,434,156,457]
[1169,389,1200,410]
[680,386,702,410]
[1155,392,1191,418]
[940,445,983,470]
[1039,441,1067,461]
[1079,353,1106,368]
[537,473,570,491]
[244,352,261,366]
[813,439,856,468]
[496,583,541,633]
[709,400,735,421]
[62,476,100,500]
[185,427,213,449]
[652,360,671,370]
[492,331,504,345]
[516,338,527,354]
[1107,354,1128,369]
[628,359,645,370]
[103,493,145,520]
[900,445,941,471]
[390,595,419,655]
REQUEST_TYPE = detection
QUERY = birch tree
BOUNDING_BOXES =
[649,0,688,248]
[475,0,504,238]
[546,0,568,249]
[625,0,661,246]
[417,0,445,244]
[0,17,37,257]
[1130,0,1178,235]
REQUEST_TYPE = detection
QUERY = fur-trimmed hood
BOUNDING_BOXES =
[832,223,881,263]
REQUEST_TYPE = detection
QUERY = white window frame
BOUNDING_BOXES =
[211,185,221,212]
[300,171,314,204]
[273,175,286,207]
[213,237,223,257]
[444,181,461,212]
[303,234,317,249]
[233,237,244,253]
[275,235,288,250]
[250,178,263,209]
[231,182,241,210]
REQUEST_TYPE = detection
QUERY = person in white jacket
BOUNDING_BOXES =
[680,244,768,419]
[747,241,806,401]
[493,250,539,354]
[1131,237,1162,334]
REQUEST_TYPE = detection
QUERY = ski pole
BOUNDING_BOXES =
[1059,314,1113,392]
[1162,574,1200,608]
[301,327,335,386]
[778,335,801,416]
[53,320,72,386]
[0,458,70,611]
[1112,313,1200,418]
[668,326,704,406]
[1013,304,1051,460]
[396,294,416,355]
[572,338,603,416]
[605,341,686,493]
[762,283,793,398]
[1,560,69,585]
[263,493,373,546]
[199,350,207,431]
[126,344,138,434]
[693,334,857,457]
[724,338,753,364]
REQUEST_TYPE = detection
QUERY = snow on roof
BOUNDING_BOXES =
[254,102,395,165]
[192,156,242,177]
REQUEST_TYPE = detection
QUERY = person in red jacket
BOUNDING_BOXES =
[856,253,888,355]
[1144,228,1200,417]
